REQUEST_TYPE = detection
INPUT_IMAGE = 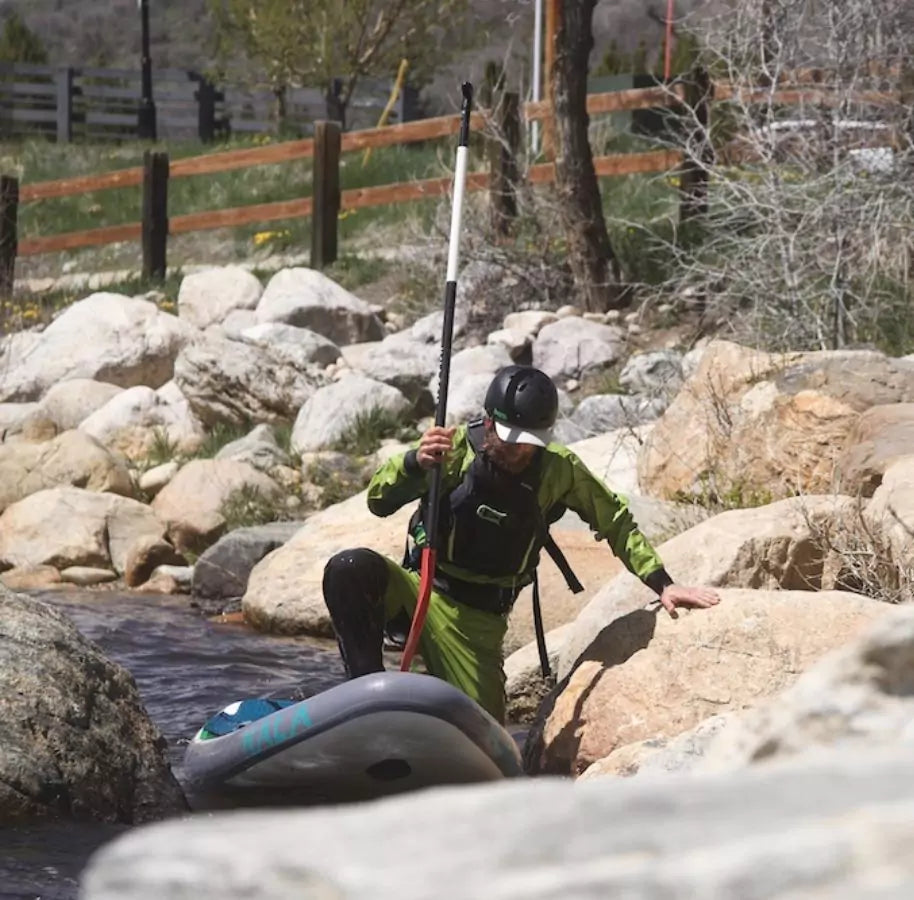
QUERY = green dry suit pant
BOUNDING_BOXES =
[322,548,509,723]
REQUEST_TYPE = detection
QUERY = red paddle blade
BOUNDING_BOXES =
[400,548,437,671]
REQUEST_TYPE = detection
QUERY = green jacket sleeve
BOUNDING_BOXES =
[366,425,471,518]
[541,444,667,584]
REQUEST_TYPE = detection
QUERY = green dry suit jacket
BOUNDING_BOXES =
[367,423,671,595]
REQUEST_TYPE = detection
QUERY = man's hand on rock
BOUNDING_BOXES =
[658,584,721,620]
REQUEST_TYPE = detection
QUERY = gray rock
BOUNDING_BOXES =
[174,334,321,427]
[533,316,624,383]
[177,266,263,330]
[193,521,304,615]
[291,373,410,453]
[240,322,341,369]
[554,394,666,443]
[0,585,186,824]
[215,424,291,471]
[82,747,914,898]
[342,338,438,413]
[255,267,383,345]
[619,350,684,397]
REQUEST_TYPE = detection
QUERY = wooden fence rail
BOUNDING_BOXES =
[0,72,899,295]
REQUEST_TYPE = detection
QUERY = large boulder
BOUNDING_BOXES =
[697,604,914,771]
[151,459,281,554]
[526,587,886,776]
[82,746,914,899]
[0,430,135,514]
[557,494,857,677]
[0,294,194,402]
[341,337,438,412]
[174,334,321,427]
[240,322,340,368]
[78,385,205,457]
[532,316,624,383]
[177,265,263,330]
[0,487,165,574]
[243,491,413,636]
[36,378,124,431]
[254,267,384,344]
[0,585,186,823]
[639,341,914,502]
[290,373,410,453]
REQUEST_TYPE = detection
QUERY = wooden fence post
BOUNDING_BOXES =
[142,151,169,280]
[0,175,18,297]
[56,67,73,143]
[197,77,217,142]
[679,66,713,223]
[311,120,341,269]
[488,90,521,236]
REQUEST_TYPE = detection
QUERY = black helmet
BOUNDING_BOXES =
[484,365,558,447]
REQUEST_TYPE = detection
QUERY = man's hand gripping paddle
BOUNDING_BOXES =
[400,82,474,672]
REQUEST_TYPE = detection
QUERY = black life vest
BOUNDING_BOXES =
[407,420,583,594]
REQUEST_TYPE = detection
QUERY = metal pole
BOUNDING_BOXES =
[532,0,543,155]
[138,0,157,140]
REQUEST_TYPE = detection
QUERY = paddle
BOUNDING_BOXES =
[400,81,474,672]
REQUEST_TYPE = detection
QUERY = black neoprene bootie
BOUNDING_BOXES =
[322,548,389,677]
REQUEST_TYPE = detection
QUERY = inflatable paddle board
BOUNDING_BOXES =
[183,671,523,808]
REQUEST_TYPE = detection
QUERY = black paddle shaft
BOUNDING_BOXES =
[425,82,473,554]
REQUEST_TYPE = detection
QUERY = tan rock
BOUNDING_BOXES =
[0,430,135,514]
[696,604,914,771]
[151,459,280,554]
[135,572,181,595]
[639,341,914,501]
[124,535,187,588]
[0,566,63,591]
[558,494,856,678]
[20,415,58,442]
[864,455,914,571]
[60,566,118,586]
[526,587,886,776]
[0,487,165,574]
[835,404,914,497]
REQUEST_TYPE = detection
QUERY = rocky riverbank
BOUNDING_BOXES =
[2,261,914,894]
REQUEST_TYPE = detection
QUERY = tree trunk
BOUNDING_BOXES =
[551,0,622,312]
[325,77,347,130]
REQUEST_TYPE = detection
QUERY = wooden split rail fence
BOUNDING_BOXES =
[0,73,899,294]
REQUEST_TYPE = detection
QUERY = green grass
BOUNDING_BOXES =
[219,484,294,531]
[4,134,453,247]
[331,407,419,457]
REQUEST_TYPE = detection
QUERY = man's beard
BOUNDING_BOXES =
[481,435,534,475]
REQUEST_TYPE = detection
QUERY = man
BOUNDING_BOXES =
[323,365,719,723]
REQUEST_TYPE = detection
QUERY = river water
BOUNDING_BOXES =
[0,589,347,900]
